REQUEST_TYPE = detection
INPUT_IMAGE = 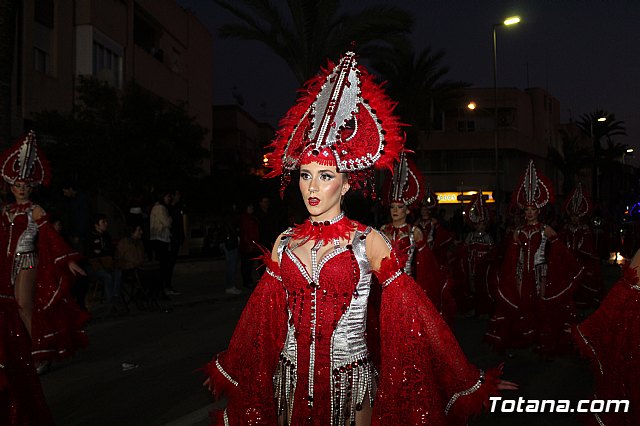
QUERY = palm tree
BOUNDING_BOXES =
[547,129,592,196]
[369,43,469,150]
[213,0,413,84]
[577,110,627,201]
[0,1,19,146]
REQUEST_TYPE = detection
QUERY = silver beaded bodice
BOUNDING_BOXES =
[274,225,378,425]
[5,207,39,285]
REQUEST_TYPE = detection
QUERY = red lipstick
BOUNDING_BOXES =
[308,197,320,206]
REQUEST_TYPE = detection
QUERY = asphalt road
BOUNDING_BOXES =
[40,262,622,426]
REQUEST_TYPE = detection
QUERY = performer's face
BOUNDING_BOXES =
[390,202,408,223]
[11,181,32,203]
[299,162,349,220]
[524,206,540,224]
[420,205,431,220]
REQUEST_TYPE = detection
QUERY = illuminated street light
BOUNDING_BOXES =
[503,16,521,26]
[597,117,607,122]
[492,15,521,214]
[627,148,634,153]
[467,101,477,110]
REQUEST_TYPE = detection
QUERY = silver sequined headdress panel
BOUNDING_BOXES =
[0,130,51,186]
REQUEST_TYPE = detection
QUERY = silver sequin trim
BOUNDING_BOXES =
[265,267,282,281]
[381,270,401,288]
[576,326,603,374]
[216,356,238,387]
[445,370,485,415]
[223,408,229,426]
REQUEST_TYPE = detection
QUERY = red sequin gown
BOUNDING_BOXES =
[455,231,497,315]
[379,223,456,324]
[560,222,603,309]
[573,265,640,425]
[205,220,501,425]
[417,219,453,269]
[0,203,88,362]
[486,222,582,355]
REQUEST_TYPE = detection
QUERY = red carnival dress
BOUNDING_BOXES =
[560,223,603,309]
[0,203,88,362]
[417,219,453,269]
[379,223,455,324]
[0,297,54,424]
[456,231,497,315]
[205,220,501,425]
[573,265,640,425]
[486,222,582,355]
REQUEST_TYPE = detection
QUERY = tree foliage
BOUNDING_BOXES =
[33,77,208,207]
[370,43,470,147]
[547,129,592,195]
[214,0,414,83]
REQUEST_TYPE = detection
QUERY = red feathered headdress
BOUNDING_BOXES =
[0,130,51,187]
[512,159,554,209]
[563,183,591,218]
[265,51,404,197]
[465,191,491,224]
[383,151,424,208]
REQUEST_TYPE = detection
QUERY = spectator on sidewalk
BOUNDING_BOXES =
[85,214,123,313]
[239,201,260,289]
[221,216,241,295]
[167,189,185,293]
[150,190,178,297]
[115,223,160,306]
[60,181,92,252]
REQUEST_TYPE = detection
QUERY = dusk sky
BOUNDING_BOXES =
[179,0,640,164]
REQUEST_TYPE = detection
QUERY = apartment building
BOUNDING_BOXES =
[417,87,566,212]
[11,0,212,170]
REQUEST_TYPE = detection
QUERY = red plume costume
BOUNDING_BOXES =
[560,184,602,309]
[204,52,503,425]
[486,160,582,355]
[0,131,88,424]
[454,192,497,316]
[573,263,640,426]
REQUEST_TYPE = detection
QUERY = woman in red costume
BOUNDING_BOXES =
[0,131,88,367]
[417,187,454,268]
[203,51,516,425]
[560,183,603,309]
[573,249,640,426]
[456,192,497,316]
[486,160,582,356]
[379,152,454,323]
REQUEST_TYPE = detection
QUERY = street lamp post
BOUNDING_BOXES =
[591,116,607,201]
[492,15,520,215]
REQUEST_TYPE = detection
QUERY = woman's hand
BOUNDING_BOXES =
[68,261,86,276]
[496,379,519,391]
[543,225,557,239]
[32,205,45,221]
[202,377,212,391]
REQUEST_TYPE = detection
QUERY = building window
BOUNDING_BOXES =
[34,47,48,73]
[457,120,475,132]
[92,41,122,87]
[34,0,54,28]
[134,7,163,62]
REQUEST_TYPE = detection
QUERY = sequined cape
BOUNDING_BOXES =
[486,223,582,355]
[0,298,54,425]
[205,221,501,425]
[573,266,640,426]
[379,222,456,325]
[560,223,603,309]
[0,206,89,362]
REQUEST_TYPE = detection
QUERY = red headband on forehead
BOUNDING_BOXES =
[265,51,404,197]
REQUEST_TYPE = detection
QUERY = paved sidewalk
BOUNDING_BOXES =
[86,256,246,321]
